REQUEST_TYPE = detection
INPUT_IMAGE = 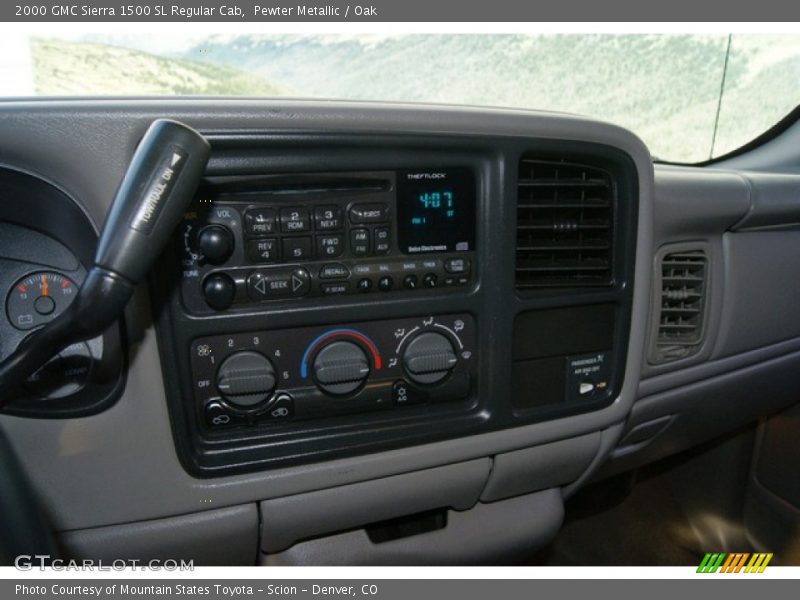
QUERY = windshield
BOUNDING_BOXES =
[1,33,798,163]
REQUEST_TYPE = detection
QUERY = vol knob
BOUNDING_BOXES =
[216,351,276,408]
[313,341,370,395]
[402,332,457,385]
[197,224,234,265]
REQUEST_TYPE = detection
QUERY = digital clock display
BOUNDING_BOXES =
[396,168,476,254]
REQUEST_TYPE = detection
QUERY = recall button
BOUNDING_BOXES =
[319,263,350,279]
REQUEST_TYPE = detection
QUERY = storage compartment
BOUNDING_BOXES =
[260,458,492,553]
[262,489,564,565]
[481,433,601,502]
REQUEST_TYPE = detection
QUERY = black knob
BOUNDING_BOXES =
[423,273,438,288]
[202,273,236,310]
[197,224,234,265]
[313,341,370,395]
[402,332,457,385]
[216,350,276,408]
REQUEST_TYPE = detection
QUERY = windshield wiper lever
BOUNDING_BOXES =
[0,119,210,405]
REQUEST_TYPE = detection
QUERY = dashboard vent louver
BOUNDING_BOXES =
[515,157,614,288]
[655,250,707,362]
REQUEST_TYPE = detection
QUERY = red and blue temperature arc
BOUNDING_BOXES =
[300,328,382,379]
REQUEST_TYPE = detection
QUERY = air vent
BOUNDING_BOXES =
[515,158,614,288]
[654,250,708,362]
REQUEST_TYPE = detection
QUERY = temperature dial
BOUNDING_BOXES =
[313,341,370,395]
[6,271,78,330]
[216,351,276,408]
[402,332,457,385]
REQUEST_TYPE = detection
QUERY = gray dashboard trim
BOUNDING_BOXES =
[0,100,653,531]
[260,458,492,553]
[60,504,258,566]
[262,488,564,566]
[639,335,800,397]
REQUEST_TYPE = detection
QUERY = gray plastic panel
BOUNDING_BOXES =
[480,433,599,502]
[599,348,800,477]
[652,166,750,240]
[642,166,749,379]
[262,489,564,566]
[260,458,491,553]
[59,504,258,566]
[715,231,800,358]
[0,100,653,532]
[732,173,800,230]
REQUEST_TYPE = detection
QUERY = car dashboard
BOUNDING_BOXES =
[0,99,798,565]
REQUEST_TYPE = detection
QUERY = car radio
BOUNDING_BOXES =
[177,168,477,314]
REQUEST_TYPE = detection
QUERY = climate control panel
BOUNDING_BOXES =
[188,314,476,431]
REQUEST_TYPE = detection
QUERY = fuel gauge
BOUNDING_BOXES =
[6,271,78,330]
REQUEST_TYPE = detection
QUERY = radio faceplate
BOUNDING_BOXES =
[177,169,477,314]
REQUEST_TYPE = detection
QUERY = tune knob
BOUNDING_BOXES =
[202,272,236,310]
[197,224,234,265]
[312,341,370,395]
[216,350,276,408]
[402,332,457,385]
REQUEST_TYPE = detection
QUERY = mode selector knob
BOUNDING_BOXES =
[216,350,276,408]
[402,332,457,385]
[197,224,234,265]
[313,341,370,395]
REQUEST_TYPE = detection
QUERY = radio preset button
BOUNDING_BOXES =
[280,207,311,233]
[316,234,344,258]
[244,208,277,235]
[246,238,279,263]
[282,236,312,261]
[349,203,389,224]
[247,268,310,300]
[351,228,371,256]
[319,263,350,279]
[444,257,470,274]
[374,227,391,254]
[314,206,343,231]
